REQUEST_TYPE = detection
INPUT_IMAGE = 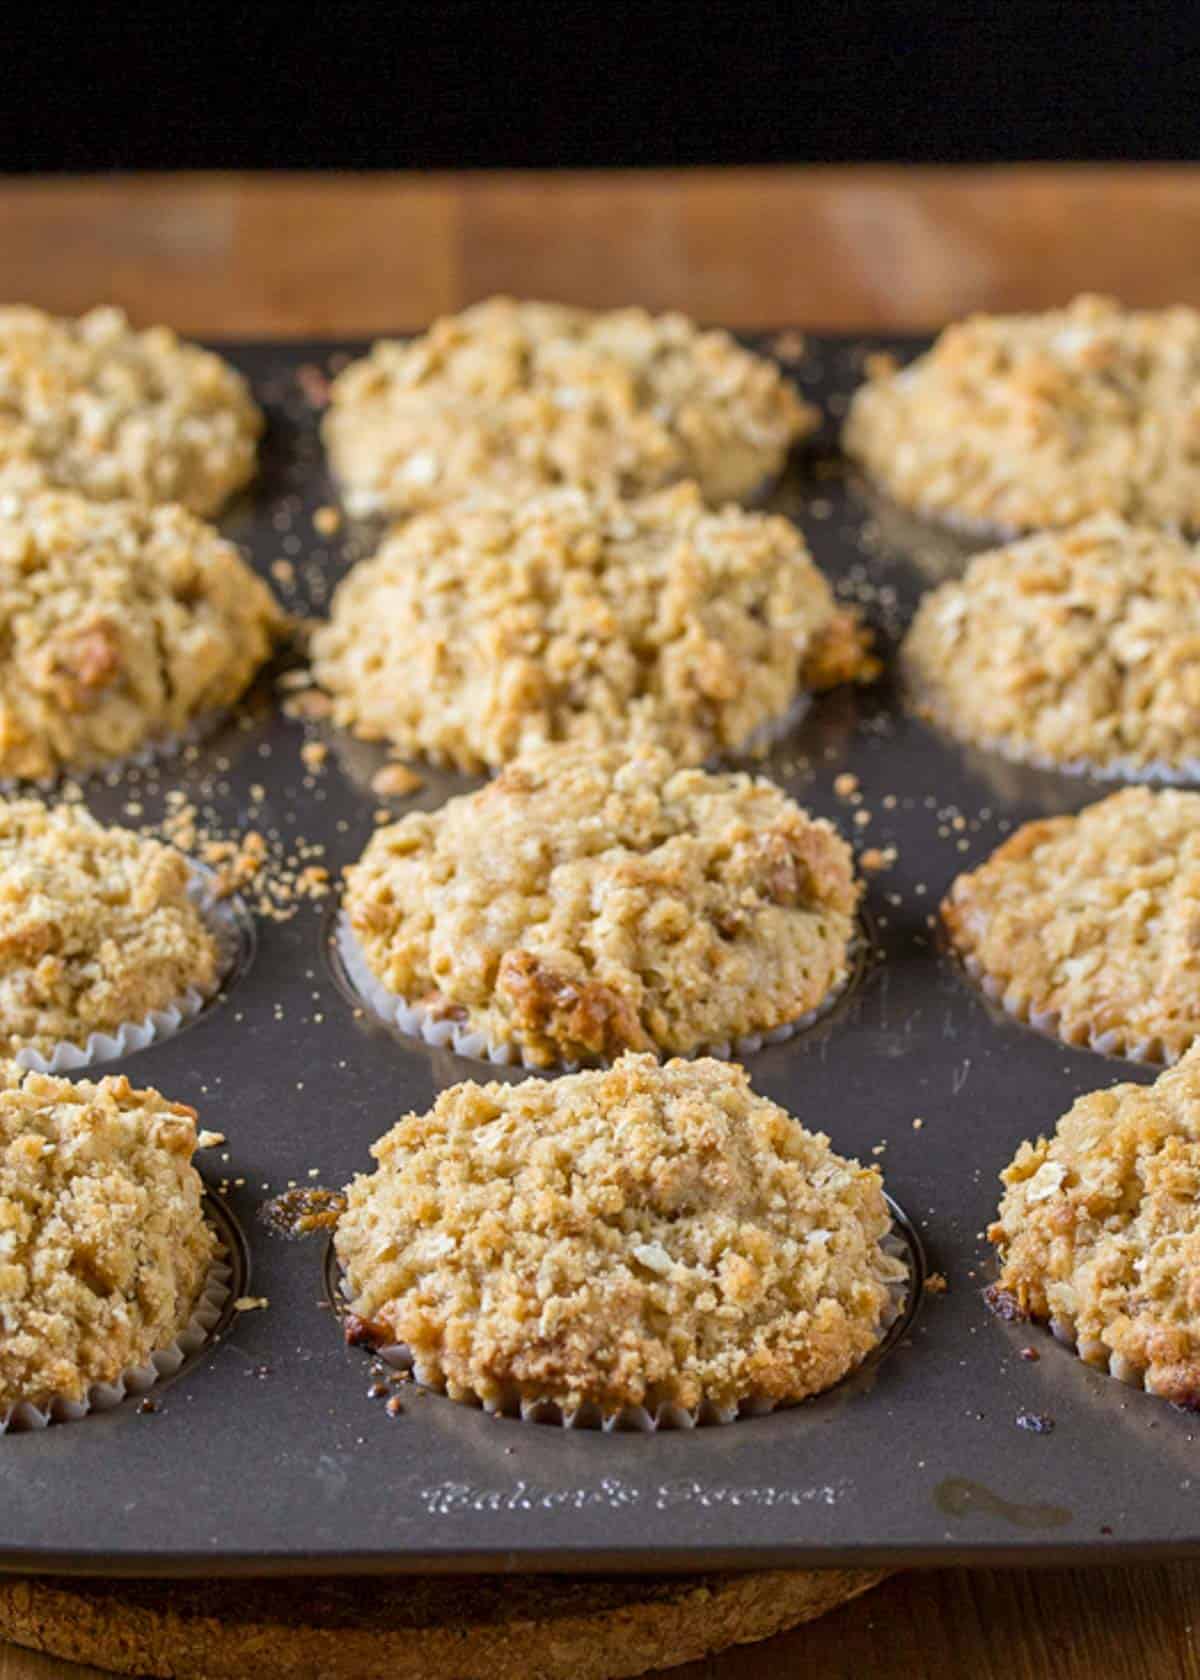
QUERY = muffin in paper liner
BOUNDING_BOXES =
[334,743,864,1073]
[0,1251,232,1434]
[309,482,875,776]
[987,1045,1200,1409]
[901,517,1200,785]
[333,1054,910,1430]
[9,862,249,1076]
[339,1229,911,1432]
[333,909,859,1073]
[843,296,1200,536]
[0,1069,233,1433]
[941,788,1200,1069]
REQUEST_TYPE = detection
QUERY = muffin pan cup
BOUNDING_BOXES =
[332,910,856,1072]
[10,865,252,1075]
[335,1223,913,1432]
[0,1249,232,1436]
[7,334,1200,1580]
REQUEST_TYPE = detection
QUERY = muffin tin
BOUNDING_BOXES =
[1,334,1199,1579]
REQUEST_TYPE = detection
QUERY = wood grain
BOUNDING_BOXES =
[3,164,1200,1678]
[5,166,1200,333]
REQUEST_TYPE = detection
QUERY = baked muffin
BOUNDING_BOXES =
[845,295,1200,534]
[322,297,814,516]
[335,1053,904,1423]
[340,743,861,1067]
[0,305,261,515]
[0,799,223,1062]
[0,1067,216,1414]
[989,1045,1200,1406]
[942,788,1200,1063]
[0,489,283,780]
[311,482,873,771]
[903,516,1200,775]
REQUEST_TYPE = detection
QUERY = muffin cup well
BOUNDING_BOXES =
[339,1228,910,1432]
[0,1250,231,1434]
[904,666,1200,788]
[334,911,856,1074]
[959,950,1178,1067]
[11,865,250,1075]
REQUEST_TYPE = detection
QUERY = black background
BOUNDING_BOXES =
[5,3,1200,172]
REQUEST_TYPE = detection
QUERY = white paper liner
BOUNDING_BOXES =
[958,950,1176,1067]
[905,668,1200,787]
[342,1228,909,1432]
[0,1251,231,1434]
[1037,1311,1177,1402]
[11,865,246,1075]
[335,911,856,1073]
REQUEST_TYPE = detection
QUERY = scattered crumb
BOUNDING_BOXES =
[860,846,897,873]
[196,1130,226,1149]
[314,505,342,536]
[270,559,295,586]
[924,1272,948,1294]
[283,689,333,721]
[1016,1411,1055,1434]
[912,1117,924,1130]
[834,772,859,798]
[233,1296,270,1313]
[370,763,424,798]
[1019,1346,1041,1362]
[300,740,329,772]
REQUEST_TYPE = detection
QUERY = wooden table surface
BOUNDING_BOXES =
[2,164,1199,1679]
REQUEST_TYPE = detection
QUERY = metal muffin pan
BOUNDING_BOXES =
[1,334,1198,1580]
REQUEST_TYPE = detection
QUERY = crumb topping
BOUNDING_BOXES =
[0,799,220,1056]
[312,482,872,771]
[0,305,261,516]
[322,297,815,516]
[943,788,1200,1061]
[990,1046,1200,1406]
[335,1053,903,1414]
[0,1067,215,1407]
[0,489,284,779]
[344,743,861,1065]
[845,295,1200,533]
[904,515,1200,771]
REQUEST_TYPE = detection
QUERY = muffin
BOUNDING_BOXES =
[0,489,284,780]
[0,799,226,1065]
[322,297,815,516]
[0,305,261,515]
[988,1044,1200,1406]
[0,1067,217,1420]
[942,788,1200,1063]
[903,516,1200,776]
[845,295,1200,534]
[339,743,861,1067]
[335,1053,905,1424]
[311,482,874,772]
